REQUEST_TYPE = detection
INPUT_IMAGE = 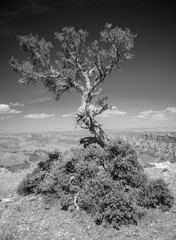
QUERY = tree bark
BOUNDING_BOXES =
[79,118,108,148]
[79,117,108,148]
[76,94,109,148]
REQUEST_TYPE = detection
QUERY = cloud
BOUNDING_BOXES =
[9,102,24,107]
[0,116,12,119]
[62,113,73,118]
[62,107,127,118]
[98,109,127,118]
[29,97,52,104]
[138,110,154,116]
[166,107,176,113]
[24,113,55,119]
[151,113,169,121]
[134,107,176,121]
[0,104,22,114]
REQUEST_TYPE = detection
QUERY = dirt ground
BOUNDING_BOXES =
[0,161,176,239]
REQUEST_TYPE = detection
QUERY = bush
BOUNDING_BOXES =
[138,178,174,211]
[17,168,45,196]
[38,147,101,205]
[17,152,61,196]
[104,140,148,189]
[77,175,145,229]
[16,139,174,229]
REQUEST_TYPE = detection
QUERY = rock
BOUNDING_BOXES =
[162,168,169,172]
[144,163,155,168]
[170,158,176,163]
[1,198,11,203]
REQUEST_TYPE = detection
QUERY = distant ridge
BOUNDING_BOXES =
[0,127,176,135]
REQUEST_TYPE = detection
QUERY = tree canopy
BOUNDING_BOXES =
[10,23,136,147]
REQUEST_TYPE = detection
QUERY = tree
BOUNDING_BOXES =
[10,23,136,148]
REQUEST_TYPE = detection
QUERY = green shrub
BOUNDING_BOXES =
[17,152,61,196]
[138,178,174,211]
[104,140,148,189]
[38,147,101,204]
[16,139,174,229]
[77,175,145,229]
[17,168,45,196]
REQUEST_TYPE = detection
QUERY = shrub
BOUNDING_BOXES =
[16,139,174,229]
[77,175,145,229]
[104,140,148,189]
[38,147,101,205]
[33,140,148,229]
[138,178,174,211]
[17,152,61,196]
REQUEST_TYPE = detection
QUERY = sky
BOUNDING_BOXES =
[0,0,175,132]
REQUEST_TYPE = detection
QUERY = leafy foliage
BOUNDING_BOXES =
[10,24,136,148]
[138,178,174,211]
[104,140,148,188]
[10,24,136,97]
[77,175,145,229]
[17,139,174,229]
[17,152,61,196]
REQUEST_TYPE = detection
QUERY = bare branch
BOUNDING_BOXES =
[72,80,85,93]
[91,88,102,97]
[74,192,79,211]
[82,71,91,90]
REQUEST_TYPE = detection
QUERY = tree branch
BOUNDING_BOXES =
[91,88,102,97]
[74,192,79,211]
[72,80,85,93]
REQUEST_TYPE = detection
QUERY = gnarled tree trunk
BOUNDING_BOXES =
[79,115,108,148]
[76,92,110,148]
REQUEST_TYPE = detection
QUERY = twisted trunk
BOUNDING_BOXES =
[79,116,108,148]
[76,91,109,148]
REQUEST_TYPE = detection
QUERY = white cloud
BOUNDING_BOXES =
[134,107,176,121]
[166,107,176,113]
[24,113,55,119]
[0,104,22,114]
[29,97,52,103]
[62,113,73,118]
[139,110,154,116]
[0,116,12,119]
[98,109,127,118]
[9,102,24,107]
[62,108,127,118]
[135,114,147,119]
[151,113,169,121]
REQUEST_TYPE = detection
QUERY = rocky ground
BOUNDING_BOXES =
[0,160,176,240]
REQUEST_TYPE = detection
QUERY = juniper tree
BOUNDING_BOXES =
[10,23,136,148]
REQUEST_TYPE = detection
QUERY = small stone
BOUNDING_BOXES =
[133,230,140,236]
[144,163,155,168]
[44,206,50,210]
[125,232,133,237]
[162,168,169,172]
[153,230,159,234]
